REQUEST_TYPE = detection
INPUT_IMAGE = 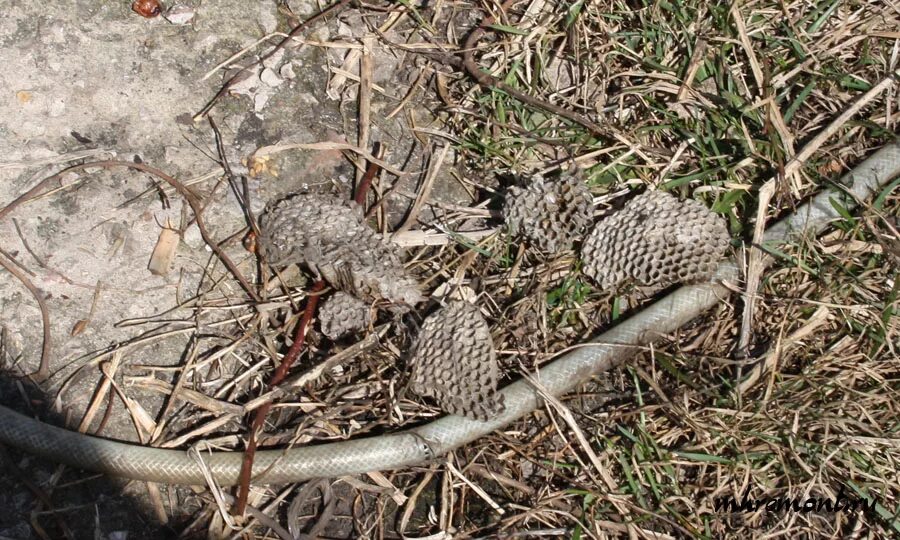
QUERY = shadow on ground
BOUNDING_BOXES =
[0,375,192,540]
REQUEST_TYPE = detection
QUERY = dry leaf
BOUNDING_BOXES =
[148,227,179,276]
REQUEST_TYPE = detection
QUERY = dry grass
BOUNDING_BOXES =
[385,1,899,537]
[4,0,897,538]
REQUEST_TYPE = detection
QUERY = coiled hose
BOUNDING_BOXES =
[1,142,898,485]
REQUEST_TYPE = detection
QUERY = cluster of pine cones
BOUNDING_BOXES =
[257,172,730,421]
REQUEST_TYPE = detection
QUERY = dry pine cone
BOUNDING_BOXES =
[258,192,423,306]
[318,291,371,340]
[503,171,593,252]
[582,190,729,290]
[410,301,505,420]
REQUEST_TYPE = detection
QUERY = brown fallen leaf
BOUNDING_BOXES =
[148,226,179,276]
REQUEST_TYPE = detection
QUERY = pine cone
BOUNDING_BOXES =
[503,171,593,252]
[582,190,730,290]
[409,301,505,420]
[258,193,423,306]
[319,291,371,340]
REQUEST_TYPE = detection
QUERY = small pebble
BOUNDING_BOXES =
[279,62,296,80]
[260,67,283,87]
[164,4,196,25]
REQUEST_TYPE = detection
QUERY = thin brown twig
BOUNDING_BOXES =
[0,160,262,303]
[393,143,450,236]
[12,218,48,269]
[460,0,608,136]
[357,36,375,188]
[208,117,246,207]
[234,140,388,513]
[208,116,263,241]
[355,142,383,207]
[234,279,326,516]
[0,252,51,381]
[0,246,36,277]
[375,15,608,139]
[94,386,117,436]
[193,0,354,121]
[11,219,86,288]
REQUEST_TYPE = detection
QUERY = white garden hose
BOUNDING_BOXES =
[1,142,897,485]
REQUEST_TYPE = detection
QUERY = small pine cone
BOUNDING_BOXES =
[582,190,730,290]
[319,291,371,340]
[503,171,593,253]
[409,301,505,421]
[258,192,423,306]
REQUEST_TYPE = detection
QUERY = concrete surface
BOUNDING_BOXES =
[0,1,466,537]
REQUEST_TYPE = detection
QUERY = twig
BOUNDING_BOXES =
[269,282,326,386]
[398,471,436,536]
[77,352,122,433]
[12,218,87,288]
[216,492,293,540]
[237,137,384,513]
[241,329,382,413]
[781,74,897,178]
[0,149,110,171]
[0,160,261,303]
[355,142,383,207]
[0,252,51,381]
[193,0,353,120]
[390,228,498,247]
[393,143,451,236]
[0,246,35,277]
[461,0,608,136]
[281,327,381,387]
[375,4,614,140]
[12,218,48,269]
[386,67,426,119]
[234,280,325,516]
[357,36,375,188]
[446,460,505,515]
[131,377,245,416]
[93,386,116,436]
[676,38,708,102]
[729,3,764,95]
[736,180,775,365]
[523,373,621,494]
[252,141,406,178]
[209,117,262,239]
[71,281,103,336]
[735,305,831,398]
[198,32,367,82]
